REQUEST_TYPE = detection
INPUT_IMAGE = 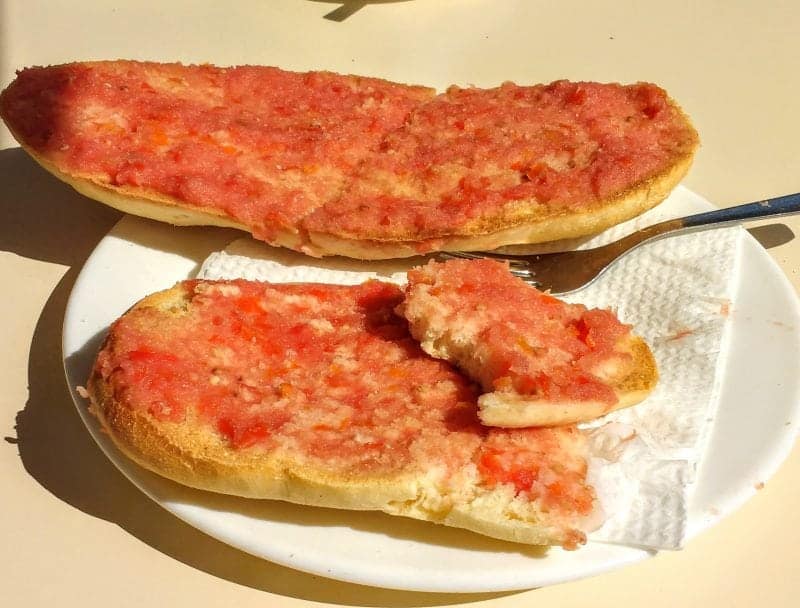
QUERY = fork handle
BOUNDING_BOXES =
[680,192,800,229]
[610,192,800,256]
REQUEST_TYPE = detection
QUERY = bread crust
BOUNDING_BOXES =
[306,142,695,259]
[12,136,314,254]
[477,335,658,427]
[86,281,599,547]
[25,132,692,260]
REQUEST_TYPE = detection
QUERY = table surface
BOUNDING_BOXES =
[2,2,798,606]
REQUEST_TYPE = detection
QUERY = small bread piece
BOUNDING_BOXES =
[401,259,658,427]
[2,63,697,259]
[87,279,599,548]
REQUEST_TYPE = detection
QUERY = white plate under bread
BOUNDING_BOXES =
[62,188,800,592]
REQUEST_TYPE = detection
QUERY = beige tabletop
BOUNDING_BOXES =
[2,1,799,606]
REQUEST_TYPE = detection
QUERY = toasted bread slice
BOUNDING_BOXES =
[86,279,601,548]
[0,61,434,254]
[401,259,658,427]
[2,63,697,259]
[304,80,698,258]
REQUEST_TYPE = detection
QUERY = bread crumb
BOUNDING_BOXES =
[665,327,694,342]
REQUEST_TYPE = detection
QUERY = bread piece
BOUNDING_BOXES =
[86,279,600,548]
[2,63,697,259]
[400,259,658,427]
[304,80,699,258]
[0,61,434,254]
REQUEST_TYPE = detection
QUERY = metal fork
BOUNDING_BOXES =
[440,192,800,294]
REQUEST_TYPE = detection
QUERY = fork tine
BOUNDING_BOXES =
[437,251,545,288]
[438,251,529,269]
[512,273,543,287]
[509,268,540,282]
[510,267,531,276]
[438,251,481,260]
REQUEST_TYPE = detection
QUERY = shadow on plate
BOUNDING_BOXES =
[3,147,516,605]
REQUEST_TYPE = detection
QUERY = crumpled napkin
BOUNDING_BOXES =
[197,186,744,550]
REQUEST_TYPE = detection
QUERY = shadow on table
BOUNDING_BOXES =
[309,1,415,22]
[747,223,795,249]
[1,147,512,606]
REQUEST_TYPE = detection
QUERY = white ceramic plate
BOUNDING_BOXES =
[62,190,800,593]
